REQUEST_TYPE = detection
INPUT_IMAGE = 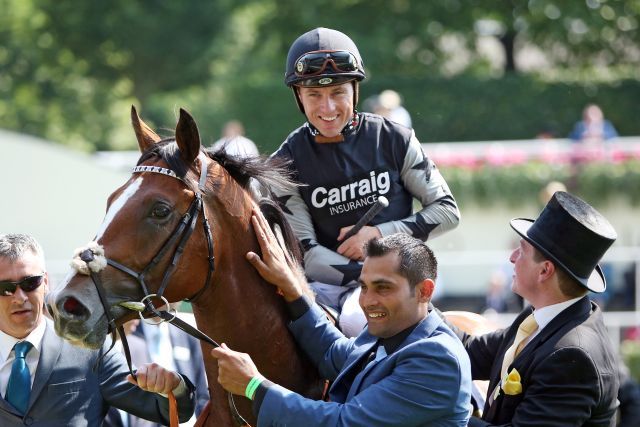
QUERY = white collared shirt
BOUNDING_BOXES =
[0,320,46,396]
[523,296,584,348]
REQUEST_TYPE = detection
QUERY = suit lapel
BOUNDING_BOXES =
[508,297,591,370]
[329,338,377,402]
[29,320,63,410]
[347,345,388,400]
[0,395,20,417]
[336,311,443,401]
[527,297,590,351]
[483,308,533,418]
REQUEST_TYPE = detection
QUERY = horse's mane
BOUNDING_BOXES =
[136,139,303,266]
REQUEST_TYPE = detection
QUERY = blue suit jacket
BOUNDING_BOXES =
[0,319,196,427]
[258,303,472,426]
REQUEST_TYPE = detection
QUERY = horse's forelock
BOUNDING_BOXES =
[137,139,191,178]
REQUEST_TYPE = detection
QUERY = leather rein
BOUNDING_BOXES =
[77,153,251,427]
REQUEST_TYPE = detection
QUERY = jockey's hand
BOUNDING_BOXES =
[337,225,382,261]
[127,362,183,396]
[246,207,306,302]
[211,343,261,397]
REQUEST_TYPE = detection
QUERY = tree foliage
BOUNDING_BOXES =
[0,0,638,150]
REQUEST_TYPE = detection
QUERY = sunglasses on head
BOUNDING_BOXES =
[294,50,358,77]
[0,274,45,296]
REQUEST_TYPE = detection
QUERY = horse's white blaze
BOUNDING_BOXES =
[96,177,143,240]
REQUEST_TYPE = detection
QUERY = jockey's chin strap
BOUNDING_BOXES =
[75,153,254,427]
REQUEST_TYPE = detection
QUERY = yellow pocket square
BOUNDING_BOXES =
[502,368,523,395]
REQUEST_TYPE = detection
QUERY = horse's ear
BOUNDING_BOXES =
[131,106,161,153]
[175,108,201,164]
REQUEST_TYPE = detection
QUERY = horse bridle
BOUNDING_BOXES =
[80,153,214,330]
[77,152,251,426]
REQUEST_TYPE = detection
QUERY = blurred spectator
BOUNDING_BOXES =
[135,318,209,426]
[104,314,209,427]
[484,270,510,313]
[620,263,637,311]
[617,356,640,427]
[569,104,619,144]
[484,256,523,314]
[365,90,412,128]
[535,123,559,140]
[538,181,567,206]
[210,120,259,157]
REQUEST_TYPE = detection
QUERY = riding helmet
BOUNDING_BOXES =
[285,27,366,87]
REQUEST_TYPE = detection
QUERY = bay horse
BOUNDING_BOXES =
[49,107,324,426]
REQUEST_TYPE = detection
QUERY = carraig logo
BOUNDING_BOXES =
[311,171,390,215]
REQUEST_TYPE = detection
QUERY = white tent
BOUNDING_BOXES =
[0,129,134,282]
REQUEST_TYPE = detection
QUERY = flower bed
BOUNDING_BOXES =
[427,139,640,207]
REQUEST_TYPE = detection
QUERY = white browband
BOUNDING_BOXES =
[131,165,179,179]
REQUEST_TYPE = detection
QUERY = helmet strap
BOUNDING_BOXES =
[352,80,359,109]
[292,87,306,114]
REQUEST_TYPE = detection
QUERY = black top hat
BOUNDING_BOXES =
[510,191,616,293]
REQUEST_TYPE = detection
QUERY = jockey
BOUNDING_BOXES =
[271,27,460,336]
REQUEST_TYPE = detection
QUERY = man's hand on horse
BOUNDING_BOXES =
[211,343,261,396]
[126,362,183,396]
[246,207,305,302]
[337,225,382,261]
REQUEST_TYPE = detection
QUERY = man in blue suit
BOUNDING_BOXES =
[212,211,472,426]
[0,234,196,426]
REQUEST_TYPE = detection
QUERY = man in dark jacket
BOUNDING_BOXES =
[456,191,619,426]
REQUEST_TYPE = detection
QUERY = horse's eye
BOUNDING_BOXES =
[151,203,171,218]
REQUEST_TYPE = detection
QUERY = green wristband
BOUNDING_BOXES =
[245,376,264,400]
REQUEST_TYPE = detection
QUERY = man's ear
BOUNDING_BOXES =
[540,260,556,281]
[43,271,50,293]
[415,279,435,302]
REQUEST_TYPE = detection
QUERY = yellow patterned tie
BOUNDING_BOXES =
[500,313,538,380]
[487,313,538,407]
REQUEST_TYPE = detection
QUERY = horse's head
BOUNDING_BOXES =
[50,107,217,348]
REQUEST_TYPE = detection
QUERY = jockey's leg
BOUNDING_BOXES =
[338,287,367,338]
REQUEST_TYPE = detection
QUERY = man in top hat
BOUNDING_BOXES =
[456,191,619,426]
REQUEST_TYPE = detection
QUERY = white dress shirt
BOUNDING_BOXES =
[522,296,584,350]
[0,320,46,396]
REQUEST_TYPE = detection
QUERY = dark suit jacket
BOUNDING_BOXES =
[0,319,196,427]
[458,297,619,427]
[112,324,209,427]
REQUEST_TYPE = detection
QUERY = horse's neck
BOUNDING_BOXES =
[191,262,292,353]
[194,176,322,419]
[191,251,321,389]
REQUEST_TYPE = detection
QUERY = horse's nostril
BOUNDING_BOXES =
[62,297,88,318]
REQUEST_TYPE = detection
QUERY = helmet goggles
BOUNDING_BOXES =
[294,50,359,78]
